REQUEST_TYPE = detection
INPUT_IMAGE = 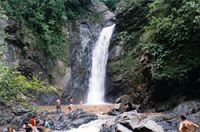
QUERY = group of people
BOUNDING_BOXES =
[20,115,51,132]
[55,98,74,113]
[6,115,51,132]
[6,114,199,132]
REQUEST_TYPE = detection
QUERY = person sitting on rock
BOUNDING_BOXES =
[44,120,51,129]
[28,115,40,132]
[29,116,37,127]
[178,114,199,132]
[55,98,61,113]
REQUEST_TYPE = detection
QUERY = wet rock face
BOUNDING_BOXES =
[55,109,98,130]
[0,104,34,129]
[0,17,8,60]
[64,1,116,102]
[64,22,101,102]
[108,45,123,61]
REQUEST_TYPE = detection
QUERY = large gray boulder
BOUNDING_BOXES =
[91,1,115,25]
[133,119,164,132]
[53,109,98,130]
[173,100,200,115]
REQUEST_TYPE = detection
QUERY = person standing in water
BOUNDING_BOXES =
[178,114,199,132]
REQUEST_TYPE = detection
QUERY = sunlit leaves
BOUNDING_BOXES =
[0,64,57,103]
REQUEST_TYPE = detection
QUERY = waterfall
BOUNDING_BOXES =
[87,24,115,104]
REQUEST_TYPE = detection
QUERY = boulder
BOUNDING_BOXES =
[53,109,98,130]
[173,100,200,115]
[116,95,133,112]
[133,120,164,132]
[92,2,108,13]
[140,114,178,132]
[102,11,116,22]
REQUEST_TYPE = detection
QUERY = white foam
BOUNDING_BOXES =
[87,24,115,104]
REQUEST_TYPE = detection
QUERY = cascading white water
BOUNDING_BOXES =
[87,24,115,104]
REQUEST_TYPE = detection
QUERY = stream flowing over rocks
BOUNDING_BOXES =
[1,100,200,132]
[52,101,200,132]
[67,101,200,132]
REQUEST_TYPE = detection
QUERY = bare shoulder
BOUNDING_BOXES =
[179,122,183,127]
[187,120,199,128]
[186,120,192,124]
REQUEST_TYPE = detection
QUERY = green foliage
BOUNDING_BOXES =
[109,52,136,73]
[119,31,143,48]
[115,0,200,92]
[100,0,120,11]
[116,0,146,13]
[0,0,91,63]
[0,64,57,103]
[146,0,200,80]
[147,0,200,45]
[108,0,152,87]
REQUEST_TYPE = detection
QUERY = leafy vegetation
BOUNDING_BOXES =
[0,0,91,64]
[0,64,57,104]
[111,0,200,100]
[146,0,200,80]
[100,0,119,11]
[110,0,151,73]
[0,0,94,106]
[114,0,200,80]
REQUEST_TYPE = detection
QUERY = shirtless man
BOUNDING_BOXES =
[55,98,61,113]
[178,114,199,132]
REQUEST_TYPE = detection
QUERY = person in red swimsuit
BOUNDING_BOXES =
[28,115,37,127]
[178,114,199,132]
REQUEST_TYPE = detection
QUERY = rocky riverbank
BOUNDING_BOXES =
[0,100,200,132]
